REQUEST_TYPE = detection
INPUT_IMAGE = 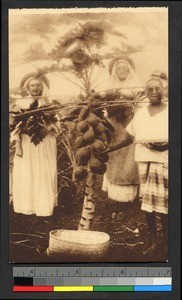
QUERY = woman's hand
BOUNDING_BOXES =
[15,141,23,158]
[39,119,59,137]
[98,146,111,155]
[96,135,134,157]
[47,124,59,135]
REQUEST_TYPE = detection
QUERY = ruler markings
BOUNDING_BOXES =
[13,267,172,279]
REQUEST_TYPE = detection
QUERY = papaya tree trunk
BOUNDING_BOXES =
[78,171,96,230]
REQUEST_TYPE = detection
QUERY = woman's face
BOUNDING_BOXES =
[28,78,43,97]
[115,61,130,81]
[146,80,164,105]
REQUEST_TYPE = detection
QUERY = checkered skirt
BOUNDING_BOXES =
[138,162,168,214]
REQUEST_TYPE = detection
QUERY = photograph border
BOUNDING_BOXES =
[1,1,181,299]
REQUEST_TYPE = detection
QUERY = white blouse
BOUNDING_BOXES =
[127,103,168,163]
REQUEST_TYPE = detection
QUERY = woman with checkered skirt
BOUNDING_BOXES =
[101,75,168,255]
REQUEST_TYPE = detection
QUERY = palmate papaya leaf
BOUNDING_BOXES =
[10,114,30,133]
[69,48,93,73]
[107,103,134,125]
[99,90,135,124]
[49,21,107,63]
[49,20,130,64]
[57,30,81,50]
[10,111,58,146]
[78,21,106,48]
[101,90,122,102]
[90,54,104,67]
[26,114,58,145]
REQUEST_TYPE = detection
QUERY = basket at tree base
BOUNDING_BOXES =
[47,229,110,257]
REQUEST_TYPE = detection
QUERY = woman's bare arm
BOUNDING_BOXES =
[103,132,134,154]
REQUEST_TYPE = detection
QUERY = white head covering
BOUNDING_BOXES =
[16,74,51,109]
[109,59,142,96]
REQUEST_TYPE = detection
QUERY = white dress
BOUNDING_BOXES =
[126,103,168,163]
[12,133,58,216]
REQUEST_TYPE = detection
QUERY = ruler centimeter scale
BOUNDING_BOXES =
[13,267,172,292]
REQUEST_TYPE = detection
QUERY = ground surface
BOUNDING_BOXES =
[9,176,168,264]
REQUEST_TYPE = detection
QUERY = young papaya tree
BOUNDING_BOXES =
[37,21,136,230]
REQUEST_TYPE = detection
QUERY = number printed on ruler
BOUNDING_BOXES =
[13,267,172,278]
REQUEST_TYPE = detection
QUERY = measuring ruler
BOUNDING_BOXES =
[13,267,172,292]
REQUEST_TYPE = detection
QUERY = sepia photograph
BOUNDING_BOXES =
[9,7,168,263]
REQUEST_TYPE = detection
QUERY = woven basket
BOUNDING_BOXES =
[47,229,110,257]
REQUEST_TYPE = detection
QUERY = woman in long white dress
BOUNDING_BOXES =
[11,74,59,217]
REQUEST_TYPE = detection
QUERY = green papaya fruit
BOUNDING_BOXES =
[74,166,87,180]
[92,139,105,152]
[83,127,95,143]
[89,158,107,174]
[76,146,91,166]
[75,136,85,148]
[77,120,89,133]
[87,113,101,127]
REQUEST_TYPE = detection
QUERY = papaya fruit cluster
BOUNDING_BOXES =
[74,101,109,180]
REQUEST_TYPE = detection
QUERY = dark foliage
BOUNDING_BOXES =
[10,108,59,146]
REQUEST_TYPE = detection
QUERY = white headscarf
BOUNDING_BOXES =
[16,76,51,110]
[109,59,142,97]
